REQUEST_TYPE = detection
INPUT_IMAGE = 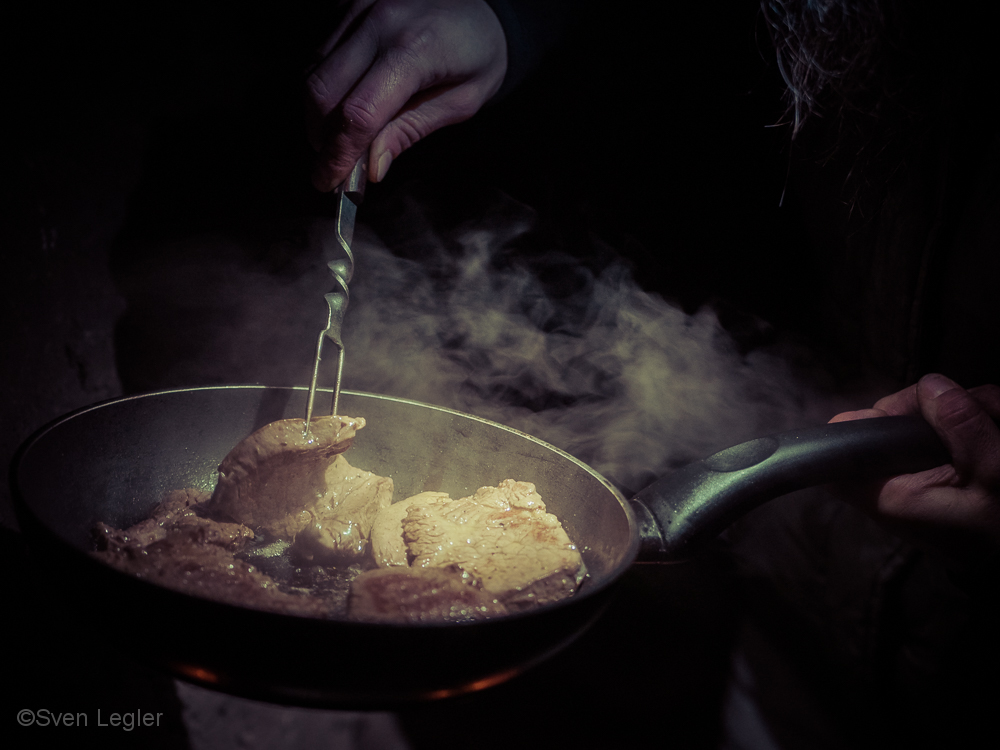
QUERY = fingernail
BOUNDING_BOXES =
[921,373,958,399]
[374,150,393,182]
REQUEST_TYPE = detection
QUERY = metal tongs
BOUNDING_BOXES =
[304,156,368,434]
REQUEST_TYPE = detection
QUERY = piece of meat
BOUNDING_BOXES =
[369,491,450,568]
[291,454,394,564]
[93,491,330,617]
[401,480,586,612]
[93,489,254,556]
[98,533,330,618]
[208,415,364,539]
[348,566,508,623]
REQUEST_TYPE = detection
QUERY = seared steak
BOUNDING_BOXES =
[208,415,363,538]
[291,454,393,564]
[93,490,330,617]
[369,491,449,568]
[364,480,585,615]
[349,566,508,623]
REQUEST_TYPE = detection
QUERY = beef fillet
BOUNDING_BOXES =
[207,415,364,539]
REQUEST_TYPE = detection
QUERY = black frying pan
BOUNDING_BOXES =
[10,386,949,707]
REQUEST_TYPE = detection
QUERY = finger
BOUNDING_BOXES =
[311,47,432,190]
[828,408,888,424]
[308,0,439,177]
[970,384,1000,418]
[305,25,381,152]
[871,465,959,516]
[872,383,919,416]
[870,380,1000,418]
[313,0,378,64]
[918,374,1000,484]
[368,81,494,181]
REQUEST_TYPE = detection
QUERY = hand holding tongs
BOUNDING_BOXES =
[304,156,368,433]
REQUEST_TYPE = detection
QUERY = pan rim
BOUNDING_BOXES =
[12,384,642,628]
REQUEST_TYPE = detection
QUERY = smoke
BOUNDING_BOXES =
[329,191,849,494]
[117,187,859,495]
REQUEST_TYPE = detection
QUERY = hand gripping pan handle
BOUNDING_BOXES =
[629,416,951,562]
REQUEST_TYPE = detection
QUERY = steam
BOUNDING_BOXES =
[329,192,848,494]
[129,188,857,494]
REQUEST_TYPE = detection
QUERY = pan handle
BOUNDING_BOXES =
[629,416,950,562]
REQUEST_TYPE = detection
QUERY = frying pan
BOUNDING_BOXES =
[10,385,950,707]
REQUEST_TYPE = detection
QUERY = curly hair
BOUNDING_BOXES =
[761,0,894,137]
[760,0,951,222]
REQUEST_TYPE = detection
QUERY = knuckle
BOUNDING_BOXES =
[368,0,432,45]
[930,389,1000,483]
[368,4,438,70]
[379,37,430,84]
[383,115,425,152]
[305,73,334,109]
[322,149,356,176]
[367,0,407,28]
[934,388,985,434]
[340,96,381,136]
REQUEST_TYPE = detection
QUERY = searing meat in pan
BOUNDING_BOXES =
[92,415,586,623]
[291,454,393,564]
[349,567,509,623]
[369,491,449,568]
[93,489,331,618]
[349,480,587,622]
[208,416,364,538]
[403,480,586,611]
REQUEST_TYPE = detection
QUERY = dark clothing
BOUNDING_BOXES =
[483,0,571,101]
[486,3,1000,748]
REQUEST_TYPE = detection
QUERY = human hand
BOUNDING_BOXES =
[829,374,1000,569]
[306,0,507,191]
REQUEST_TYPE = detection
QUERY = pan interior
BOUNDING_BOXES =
[15,387,637,596]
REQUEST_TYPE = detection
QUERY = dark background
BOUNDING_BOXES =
[2,3,875,749]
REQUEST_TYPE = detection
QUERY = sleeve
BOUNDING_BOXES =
[483,0,573,101]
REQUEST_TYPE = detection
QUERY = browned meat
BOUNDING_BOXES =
[291,454,393,564]
[94,416,395,618]
[367,480,585,614]
[369,491,449,568]
[93,490,329,617]
[93,488,253,554]
[208,415,364,538]
[403,481,585,611]
[348,566,508,623]
[95,415,582,623]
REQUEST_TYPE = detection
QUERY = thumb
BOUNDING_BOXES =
[918,373,1000,485]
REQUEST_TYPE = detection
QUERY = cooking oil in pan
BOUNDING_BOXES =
[237,535,372,618]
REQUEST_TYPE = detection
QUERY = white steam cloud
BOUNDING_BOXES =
[330,193,856,494]
[137,188,864,494]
